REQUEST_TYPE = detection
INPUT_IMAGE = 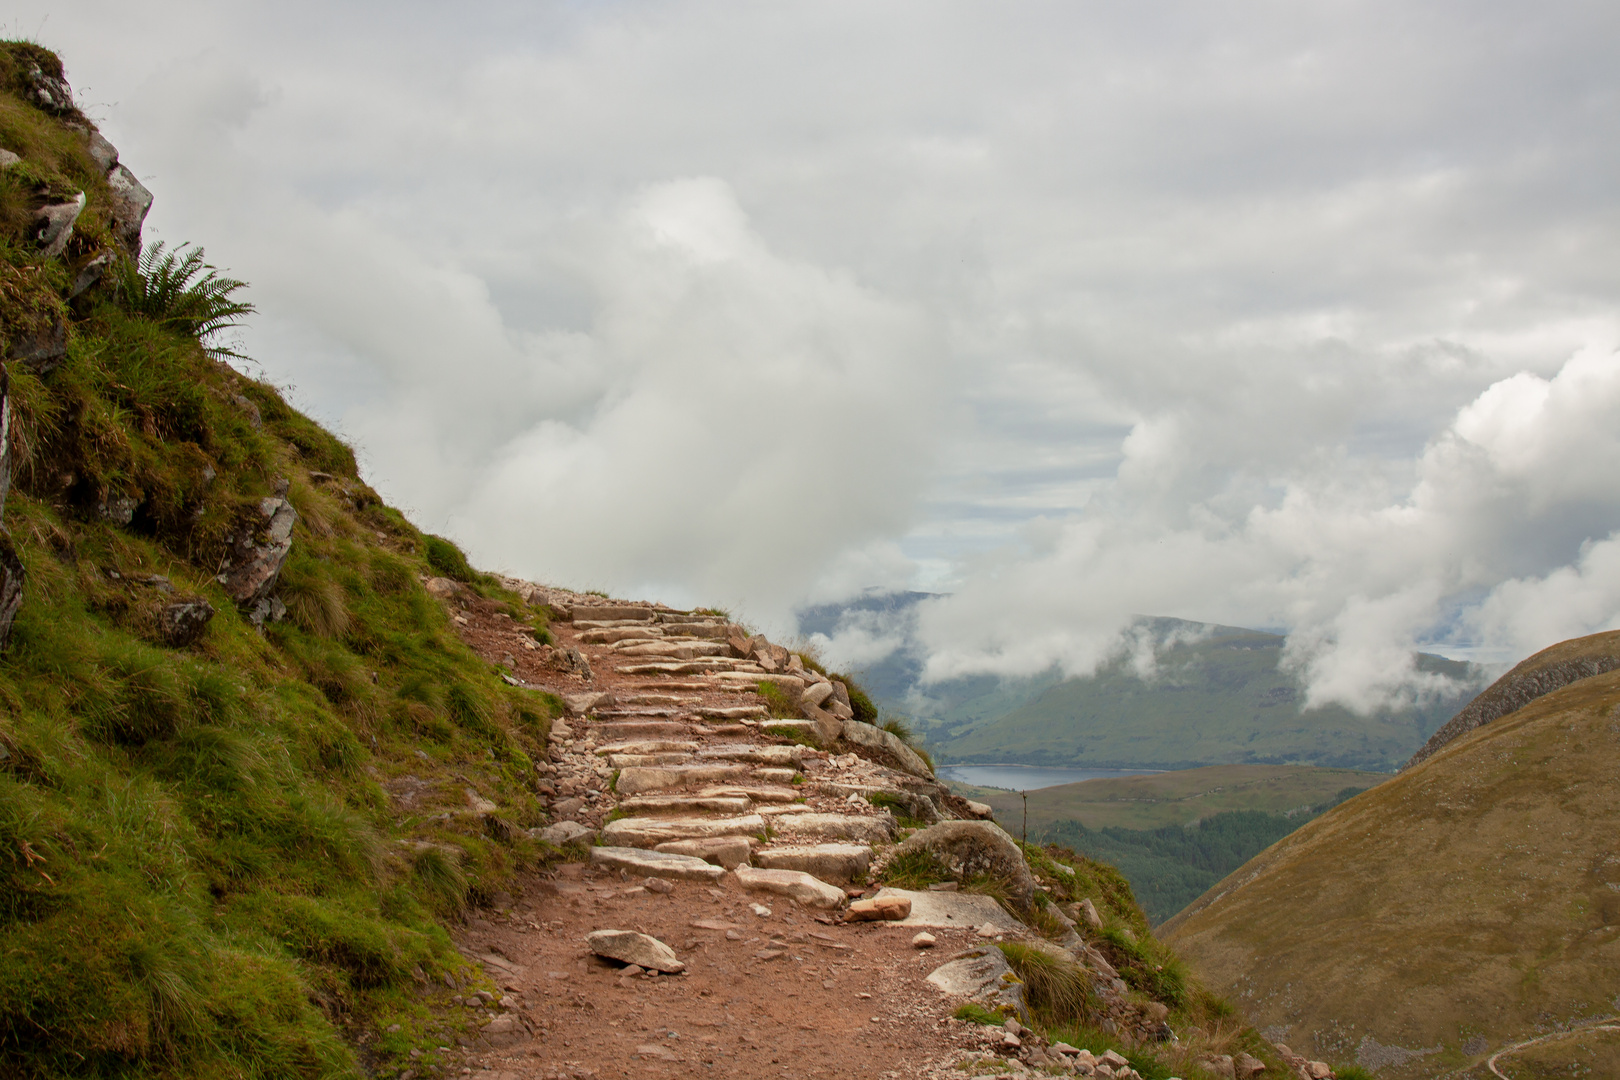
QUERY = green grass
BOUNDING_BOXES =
[0,41,563,1078]
[952,1003,1002,1026]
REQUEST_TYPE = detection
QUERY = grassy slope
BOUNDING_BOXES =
[1162,647,1620,1078]
[932,624,1475,771]
[975,764,1390,833]
[0,44,559,1079]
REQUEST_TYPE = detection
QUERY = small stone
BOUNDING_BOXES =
[622,964,643,977]
[536,820,595,846]
[643,877,674,894]
[1234,1052,1267,1079]
[750,903,772,918]
[1079,897,1104,928]
[1101,1050,1130,1068]
[584,929,685,973]
[1306,1064,1333,1080]
[912,932,937,949]
[847,895,912,922]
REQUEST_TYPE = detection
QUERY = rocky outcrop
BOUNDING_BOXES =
[1404,629,1620,769]
[891,821,1037,911]
[216,495,297,625]
[0,369,24,650]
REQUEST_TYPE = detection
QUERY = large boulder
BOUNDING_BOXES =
[840,719,934,779]
[890,821,1036,911]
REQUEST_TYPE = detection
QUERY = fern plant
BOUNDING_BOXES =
[118,241,255,359]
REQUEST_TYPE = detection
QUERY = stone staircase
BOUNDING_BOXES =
[528,600,975,903]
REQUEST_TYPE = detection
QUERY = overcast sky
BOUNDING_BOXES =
[20,1,1620,710]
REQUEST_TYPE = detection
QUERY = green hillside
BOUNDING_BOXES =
[0,44,560,1078]
[929,621,1476,771]
[972,763,1388,832]
[1162,634,1620,1078]
[967,765,1385,924]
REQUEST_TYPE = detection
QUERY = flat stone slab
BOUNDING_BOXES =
[774,812,895,844]
[592,722,692,740]
[615,764,752,794]
[734,866,846,909]
[534,821,596,846]
[572,605,656,622]
[925,946,1027,1019]
[589,846,725,882]
[872,888,1019,933]
[753,843,871,883]
[700,705,768,720]
[585,928,684,972]
[697,744,803,766]
[600,813,765,848]
[753,767,800,785]
[595,740,699,756]
[617,661,733,675]
[699,785,800,803]
[608,752,694,768]
[617,794,753,815]
[657,836,753,869]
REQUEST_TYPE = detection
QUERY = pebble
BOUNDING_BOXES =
[912,932,937,949]
[750,903,772,917]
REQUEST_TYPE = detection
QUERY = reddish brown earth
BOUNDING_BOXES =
[454,864,998,1080]
[420,585,1010,1079]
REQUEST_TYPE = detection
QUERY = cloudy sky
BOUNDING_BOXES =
[21,1,1620,710]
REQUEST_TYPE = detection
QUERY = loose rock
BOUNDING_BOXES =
[584,929,684,973]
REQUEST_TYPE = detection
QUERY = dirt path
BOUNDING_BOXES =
[431,583,1010,1080]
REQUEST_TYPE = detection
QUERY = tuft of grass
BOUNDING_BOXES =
[995,941,1096,1023]
[755,680,800,719]
[953,1003,1003,1026]
[423,534,480,584]
[881,846,955,889]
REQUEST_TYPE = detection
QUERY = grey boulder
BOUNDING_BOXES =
[890,821,1036,911]
[585,929,684,973]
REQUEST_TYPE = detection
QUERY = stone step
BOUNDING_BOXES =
[600,813,766,849]
[657,622,730,639]
[653,611,723,625]
[636,681,714,692]
[699,705,768,721]
[769,812,895,844]
[734,866,845,909]
[622,694,701,707]
[655,837,752,869]
[592,722,695,740]
[752,767,800,785]
[594,707,680,718]
[615,763,753,794]
[618,794,753,816]
[607,752,693,768]
[589,846,725,882]
[698,785,801,803]
[578,627,664,645]
[697,744,803,767]
[613,641,728,659]
[756,804,815,816]
[616,661,735,676]
[753,843,872,884]
[572,605,657,623]
[573,619,655,630]
[594,740,699,756]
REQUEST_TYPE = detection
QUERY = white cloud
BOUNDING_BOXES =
[17,0,1620,711]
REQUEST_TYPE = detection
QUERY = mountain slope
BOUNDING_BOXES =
[0,45,561,1078]
[1161,632,1620,1078]
[931,621,1475,770]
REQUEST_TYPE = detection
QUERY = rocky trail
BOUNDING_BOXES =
[406,579,1331,1080]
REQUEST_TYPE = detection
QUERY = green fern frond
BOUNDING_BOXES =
[118,241,256,359]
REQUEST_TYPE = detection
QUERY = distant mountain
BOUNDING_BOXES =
[1162,632,1620,1078]
[799,597,1481,772]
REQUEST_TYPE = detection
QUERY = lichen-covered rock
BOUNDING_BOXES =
[891,820,1036,911]
[107,165,154,253]
[159,599,215,647]
[217,496,297,607]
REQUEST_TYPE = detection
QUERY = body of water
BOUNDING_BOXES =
[938,764,1163,791]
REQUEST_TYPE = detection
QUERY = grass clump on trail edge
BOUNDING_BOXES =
[0,40,561,1080]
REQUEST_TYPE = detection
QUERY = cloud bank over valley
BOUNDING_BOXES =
[23,0,1620,712]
